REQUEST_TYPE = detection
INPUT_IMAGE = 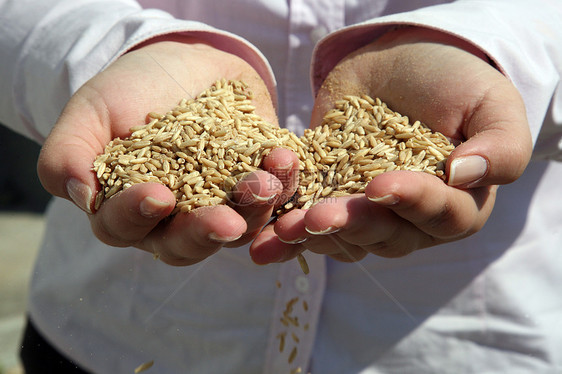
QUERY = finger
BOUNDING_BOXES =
[365,170,496,240]
[261,147,300,206]
[249,224,304,265]
[303,195,427,257]
[144,204,247,266]
[273,209,308,244]
[231,170,282,207]
[302,234,368,262]
[304,196,391,246]
[89,183,176,247]
[310,26,533,190]
[447,85,532,188]
[37,90,110,213]
[230,170,283,243]
[302,196,364,235]
[223,227,262,249]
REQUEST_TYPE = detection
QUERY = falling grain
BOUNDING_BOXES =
[134,360,154,373]
[296,254,310,275]
[288,346,298,364]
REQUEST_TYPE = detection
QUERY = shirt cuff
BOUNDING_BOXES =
[10,3,276,142]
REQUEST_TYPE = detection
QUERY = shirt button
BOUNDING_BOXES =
[309,25,328,44]
[295,275,310,293]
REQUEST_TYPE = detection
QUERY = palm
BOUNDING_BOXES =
[86,41,276,146]
[38,39,298,266]
[250,27,531,263]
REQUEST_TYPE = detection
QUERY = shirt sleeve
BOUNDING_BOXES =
[311,0,562,158]
[0,0,275,144]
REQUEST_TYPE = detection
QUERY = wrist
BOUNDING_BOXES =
[125,32,277,104]
[374,26,495,68]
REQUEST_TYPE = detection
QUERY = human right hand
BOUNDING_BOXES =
[250,27,533,264]
[38,37,299,266]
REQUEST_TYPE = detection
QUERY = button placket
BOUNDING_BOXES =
[282,0,346,135]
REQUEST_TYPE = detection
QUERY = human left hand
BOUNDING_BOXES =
[249,27,532,264]
[37,37,299,266]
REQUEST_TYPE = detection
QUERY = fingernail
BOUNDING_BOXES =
[66,178,92,214]
[367,194,400,205]
[278,236,308,244]
[208,232,243,243]
[252,192,278,203]
[448,155,488,187]
[305,226,341,235]
[275,161,294,171]
[139,196,170,218]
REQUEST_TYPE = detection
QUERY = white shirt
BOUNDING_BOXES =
[1,0,561,373]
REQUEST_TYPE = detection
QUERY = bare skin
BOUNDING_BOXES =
[38,28,532,266]
[37,37,299,266]
[250,27,532,264]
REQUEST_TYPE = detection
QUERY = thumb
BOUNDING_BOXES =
[37,89,108,213]
[446,86,533,188]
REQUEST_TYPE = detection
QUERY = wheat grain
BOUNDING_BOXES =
[288,346,298,364]
[297,253,310,275]
[134,360,154,373]
[277,332,287,353]
[93,79,454,217]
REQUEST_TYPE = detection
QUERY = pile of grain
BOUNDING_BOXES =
[277,92,453,214]
[93,79,454,214]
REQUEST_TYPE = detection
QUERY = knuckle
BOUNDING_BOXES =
[90,217,131,247]
[366,241,412,258]
[90,207,154,248]
[367,218,440,257]
[422,201,476,240]
[424,202,455,231]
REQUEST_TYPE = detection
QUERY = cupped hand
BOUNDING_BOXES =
[250,27,532,264]
[37,36,299,266]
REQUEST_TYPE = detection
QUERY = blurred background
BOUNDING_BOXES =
[0,126,51,374]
